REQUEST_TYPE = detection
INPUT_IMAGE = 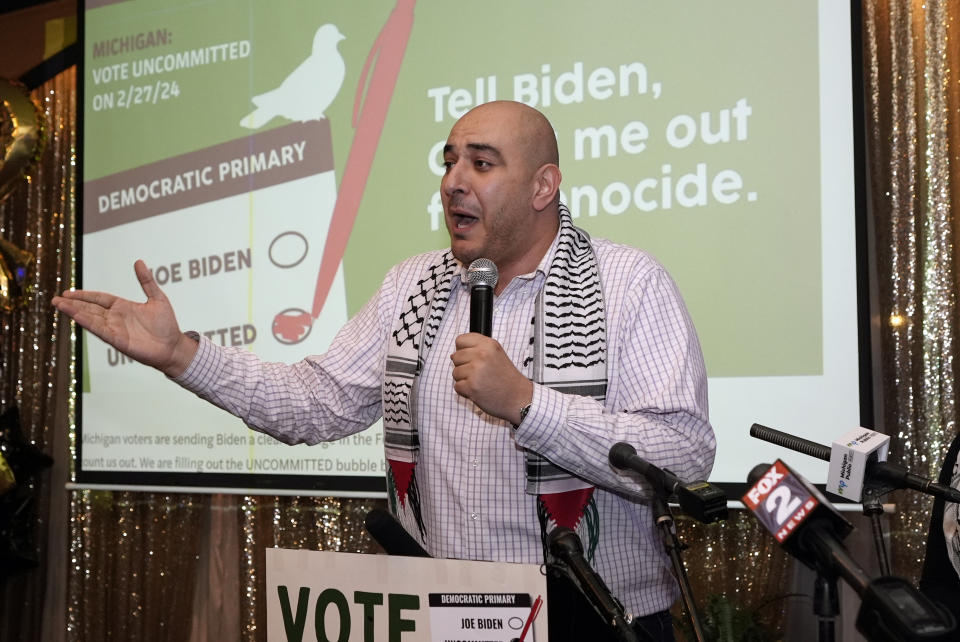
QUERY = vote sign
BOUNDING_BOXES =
[266,548,547,641]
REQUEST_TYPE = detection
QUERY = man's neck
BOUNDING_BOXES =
[493,217,561,295]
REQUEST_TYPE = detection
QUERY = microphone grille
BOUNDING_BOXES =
[608,442,637,468]
[467,258,499,288]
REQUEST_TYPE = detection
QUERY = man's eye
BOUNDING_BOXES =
[442,160,455,172]
[475,160,491,169]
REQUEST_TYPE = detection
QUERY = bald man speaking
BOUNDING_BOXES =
[55,101,715,641]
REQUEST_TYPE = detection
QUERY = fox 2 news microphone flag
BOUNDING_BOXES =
[742,460,956,641]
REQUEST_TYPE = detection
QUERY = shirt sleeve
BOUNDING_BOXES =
[513,261,715,499]
[172,272,395,445]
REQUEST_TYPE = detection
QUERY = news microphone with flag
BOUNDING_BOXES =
[749,423,960,504]
[364,508,430,558]
[609,442,727,523]
[467,258,497,336]
[743,460,854,566]
[548,526,639,642]
[743,460,955,641]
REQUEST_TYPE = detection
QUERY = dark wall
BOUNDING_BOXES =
[0,0,75,81]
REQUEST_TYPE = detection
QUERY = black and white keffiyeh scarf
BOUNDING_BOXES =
[383,206,607,548]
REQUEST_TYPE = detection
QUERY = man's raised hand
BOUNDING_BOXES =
[52,260,197,377]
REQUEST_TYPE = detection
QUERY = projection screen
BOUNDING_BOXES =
[77,0,869,495]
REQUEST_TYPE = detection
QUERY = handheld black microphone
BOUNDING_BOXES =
[743,460,955,641]
[467,258,497,336]
[548,527,639,642]
[609,442,727,523]
[750,423,960,504]
[363,508,430,558]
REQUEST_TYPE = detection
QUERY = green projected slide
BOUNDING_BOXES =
[79,0,863,492]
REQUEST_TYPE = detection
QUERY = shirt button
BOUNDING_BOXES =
[472,458,479,468]
[470,512,479,521]
[474,408,483,417]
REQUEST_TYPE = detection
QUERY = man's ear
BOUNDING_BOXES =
[531,164,562,211]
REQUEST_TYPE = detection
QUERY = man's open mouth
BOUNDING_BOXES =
[453,213,478,229]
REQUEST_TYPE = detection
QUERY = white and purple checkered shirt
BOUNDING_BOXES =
[176,232,714,617]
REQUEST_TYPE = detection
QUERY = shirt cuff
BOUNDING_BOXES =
[514,383,566,451]
[171,332,225,394]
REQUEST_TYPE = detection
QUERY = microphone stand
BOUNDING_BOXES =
[649,492,706,642]
[811,571,839,642]
[859,485,893,577]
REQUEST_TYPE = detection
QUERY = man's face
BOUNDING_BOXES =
[440,106,538,272]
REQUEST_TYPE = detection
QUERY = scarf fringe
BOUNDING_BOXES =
[387,461,426,539]
[538,493,600,564]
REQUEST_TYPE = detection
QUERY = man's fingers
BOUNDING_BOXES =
[452,380,470,399]
[451,335,495,366]
[54,289,118,309]
[54,298,109,332]
[454,333,485,350]
[51,296,80,317]
[134,259,166,302]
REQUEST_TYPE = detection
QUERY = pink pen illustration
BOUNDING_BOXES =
[273,0,417,343]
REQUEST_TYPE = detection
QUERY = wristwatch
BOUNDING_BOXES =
[513,403,532,430]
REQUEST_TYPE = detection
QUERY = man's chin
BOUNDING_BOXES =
[449,243,482,267]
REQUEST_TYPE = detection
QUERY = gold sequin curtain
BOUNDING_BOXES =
[67,492,381,641]
[863,0,960,581]
[674,514,794,637]
[0,69,75,641]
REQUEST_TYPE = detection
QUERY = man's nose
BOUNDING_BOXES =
[442,160,467,196]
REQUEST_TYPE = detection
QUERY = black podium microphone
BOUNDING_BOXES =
[364,508,430,557]
[548,527,639,642]
[467,258,498,336]
[609,442,727,523]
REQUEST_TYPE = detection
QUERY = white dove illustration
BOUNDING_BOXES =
[239,24,346,129]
